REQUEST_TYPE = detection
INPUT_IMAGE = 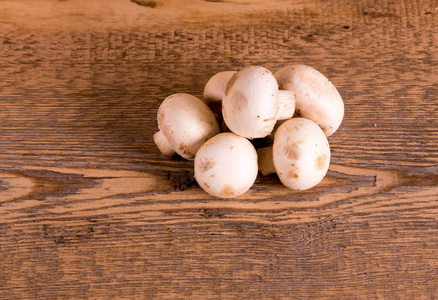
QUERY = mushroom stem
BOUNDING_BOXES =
[257,146,276,176]
[153,131,176,158]
[277,90,295,120]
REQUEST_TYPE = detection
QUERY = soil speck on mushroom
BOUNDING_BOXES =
[288,170,299,179]
[315,154,328,170]
[220,185,237,197]
[199,159,215,173]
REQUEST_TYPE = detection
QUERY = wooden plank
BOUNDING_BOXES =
[1,0,438,298]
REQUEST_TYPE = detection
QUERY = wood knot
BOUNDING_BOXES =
[130,0,158,8]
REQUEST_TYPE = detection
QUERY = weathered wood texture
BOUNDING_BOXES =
[1,0,438,298]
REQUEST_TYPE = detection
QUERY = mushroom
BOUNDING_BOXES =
[222,66,295,139]
[274,64,344,137]
[154,93,220,160]
[203,71,237,118]
[273,118,330,190]
[194,132,258,198]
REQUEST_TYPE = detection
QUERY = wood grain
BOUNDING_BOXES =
[1,0,438,298]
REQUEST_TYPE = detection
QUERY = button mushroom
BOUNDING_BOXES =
[194,132,258,198]
[274,64,344,137]
[222,66,295,139]
[273,118,330,190]
[154,93,220,160]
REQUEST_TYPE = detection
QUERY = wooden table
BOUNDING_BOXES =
[1,0,437,298]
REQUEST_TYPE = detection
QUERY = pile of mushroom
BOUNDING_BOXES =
[154,65,344,198]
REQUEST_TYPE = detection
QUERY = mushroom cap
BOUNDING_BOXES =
[203,71,237,115]
[222,66,279,139]
[274,65,344,137]
[194,132,258,198]
[157,93,220,160]
[273,118,330,190]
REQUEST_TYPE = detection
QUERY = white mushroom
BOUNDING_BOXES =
[274,64,344,137]
[194,132,258,198]
[203,71,237,118]
[222,66,295,139]
[273,118,330,190]
[155,93,220,160]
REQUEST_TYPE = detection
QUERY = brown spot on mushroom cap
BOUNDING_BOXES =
[231,90,248,112]
[199,159,215,173]
[220,184,237,197]
[315,154,328,170]
[179,143,194,158]
[263,117,275,123]
[261,68,273,76]
[284,144,300,160]
[288,169,299,179]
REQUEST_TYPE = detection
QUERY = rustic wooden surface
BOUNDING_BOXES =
[1,0,438,298]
